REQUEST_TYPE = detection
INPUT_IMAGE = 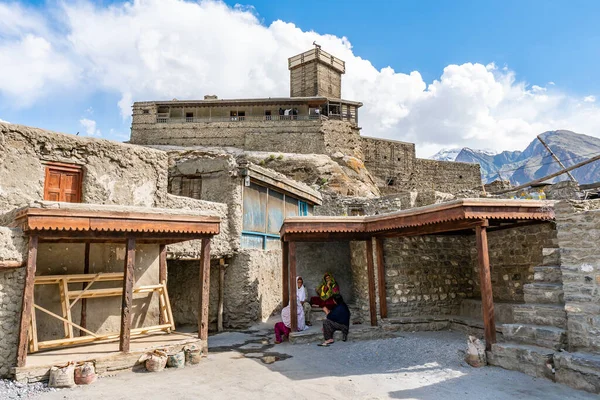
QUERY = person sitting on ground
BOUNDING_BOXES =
[310,272,340,308]
[274,301,305,344]
[319,294,350,347]
[296,276,312,326]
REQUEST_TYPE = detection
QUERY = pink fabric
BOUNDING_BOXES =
[274,322,291,342]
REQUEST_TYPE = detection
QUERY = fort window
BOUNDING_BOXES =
[169,176,202,200]
[185,112,193,122]
[241,182,311,250]
[142,109,150,114]
[43,162,83,203]
[386,177,395,186]
[265,110,272,120]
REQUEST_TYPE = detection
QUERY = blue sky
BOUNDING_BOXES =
[1,0,599,155]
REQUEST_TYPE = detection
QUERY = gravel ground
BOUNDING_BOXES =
[0,379,58,399]
[21,330,598,400]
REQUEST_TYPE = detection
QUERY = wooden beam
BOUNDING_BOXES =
[476,223,496,351]
[217,258,225,332]
[0,260,24,269]
[289,242,298,332]
[17,236,38,367]
[365,239,377,326]
[375,237,388,319]
[282,241,289,306]
[376,219,486,238]
[80,243,90,336]
[159,244,167,325]
[119,238,136,353]
[198,238,211,342]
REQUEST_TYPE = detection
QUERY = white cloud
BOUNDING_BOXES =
[1,0,600,155]
[79,118,101,136]
[584,95,596,103]
[0,118,10,124]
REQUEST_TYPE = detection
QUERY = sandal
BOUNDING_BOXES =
[318,341,334,347]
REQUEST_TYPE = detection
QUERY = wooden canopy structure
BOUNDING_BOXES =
[11,205,220,367]
[280,199,555,350]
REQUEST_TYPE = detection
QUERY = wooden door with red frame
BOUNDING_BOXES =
[43,163,82,203]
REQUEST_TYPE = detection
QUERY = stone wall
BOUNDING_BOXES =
[168,249,282,330]
[0,123,167,221]
[555,200,600,353]
[382,235,475,317]
[362,136,481,195]
[295,242,353,304]
[0,227,27,377]
[473,223,557,302]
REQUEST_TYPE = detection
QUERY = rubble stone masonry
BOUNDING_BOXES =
[555,199,600,353]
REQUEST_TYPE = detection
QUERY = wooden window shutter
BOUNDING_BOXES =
[43,163,82,203]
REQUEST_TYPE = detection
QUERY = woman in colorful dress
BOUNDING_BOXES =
[309,272,340,308]
[274,301,305,344]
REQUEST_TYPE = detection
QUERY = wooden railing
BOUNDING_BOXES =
[156,115,329,123]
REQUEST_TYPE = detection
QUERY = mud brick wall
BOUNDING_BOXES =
[555,200,600,353]
[412,159,481,194]
[380,235,475,317]
[473,223,557,302]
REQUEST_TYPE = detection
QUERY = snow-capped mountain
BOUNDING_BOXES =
[429,148,463,162]
[428,130,600,184]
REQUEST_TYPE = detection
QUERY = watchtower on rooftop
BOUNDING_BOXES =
[288,46,345,98]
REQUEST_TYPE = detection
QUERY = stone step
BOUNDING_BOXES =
[487,342,555,380]
[513,304,567,329]
[523,283,564,304]
[541,247,560,266]
[554,351,600,394]
[502,323,567,350]
[533,266,562,283]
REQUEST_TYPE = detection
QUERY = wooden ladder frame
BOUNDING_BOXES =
[29,272,175,352]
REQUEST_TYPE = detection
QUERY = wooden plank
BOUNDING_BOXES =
[375,237,388,319]
[36,324,173,350]
[217,259,225,332]
[80,243,90,336]
[29,306,38,352]
[70,274,101,309]
[198,238,211,341]
[162,283,176,331]
[365,239,377,326]
[17,236,38,367]
[34,272,124,284]
[375,219,485,238]
[0,260,24,269]
[476,223,496,351]
[282,241,289,306]
[289,242,298,332]
[33,303,99,338]
[59,279,74,338]
[159,245,167,325]
[119,238,136,353]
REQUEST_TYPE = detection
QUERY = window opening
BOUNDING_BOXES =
[43,163,83,203]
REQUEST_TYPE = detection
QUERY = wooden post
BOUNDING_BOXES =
[217,258,225,332]
[80,243,90,336]
[198,238,211,341]
[365,239,377,326]
[375,237,388,319]
[16,236,38,367]
[282,241,289,306]
[158,244,167,325]
[288,242,298,332]
[119,238,136,353]
[476,222,496,351]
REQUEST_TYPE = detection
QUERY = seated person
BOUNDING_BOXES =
[319,294,350,347]
[310,272,340,308]
[296,276,312,326]
[274,301,305,344]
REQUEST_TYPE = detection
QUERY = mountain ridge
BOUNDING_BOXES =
[429,130,600,184]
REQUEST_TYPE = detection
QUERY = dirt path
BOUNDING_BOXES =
[36,331,596,400]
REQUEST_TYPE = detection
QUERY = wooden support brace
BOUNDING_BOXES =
[159,244,167,325]
[80,243,90,336]
[476,223,496,351]
[119,238,136,353]
[282,241,289,307]
[366,239,377,326]
[217,258,225,333]
[17,236,38,367]
[198,238,211,341]
[375,237,388,319]
[289,242,298,332]
[59,278,74,338]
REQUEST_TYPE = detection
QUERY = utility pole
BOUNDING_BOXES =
[537,135,577,182]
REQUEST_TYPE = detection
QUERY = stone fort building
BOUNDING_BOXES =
[130,46,481,195]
